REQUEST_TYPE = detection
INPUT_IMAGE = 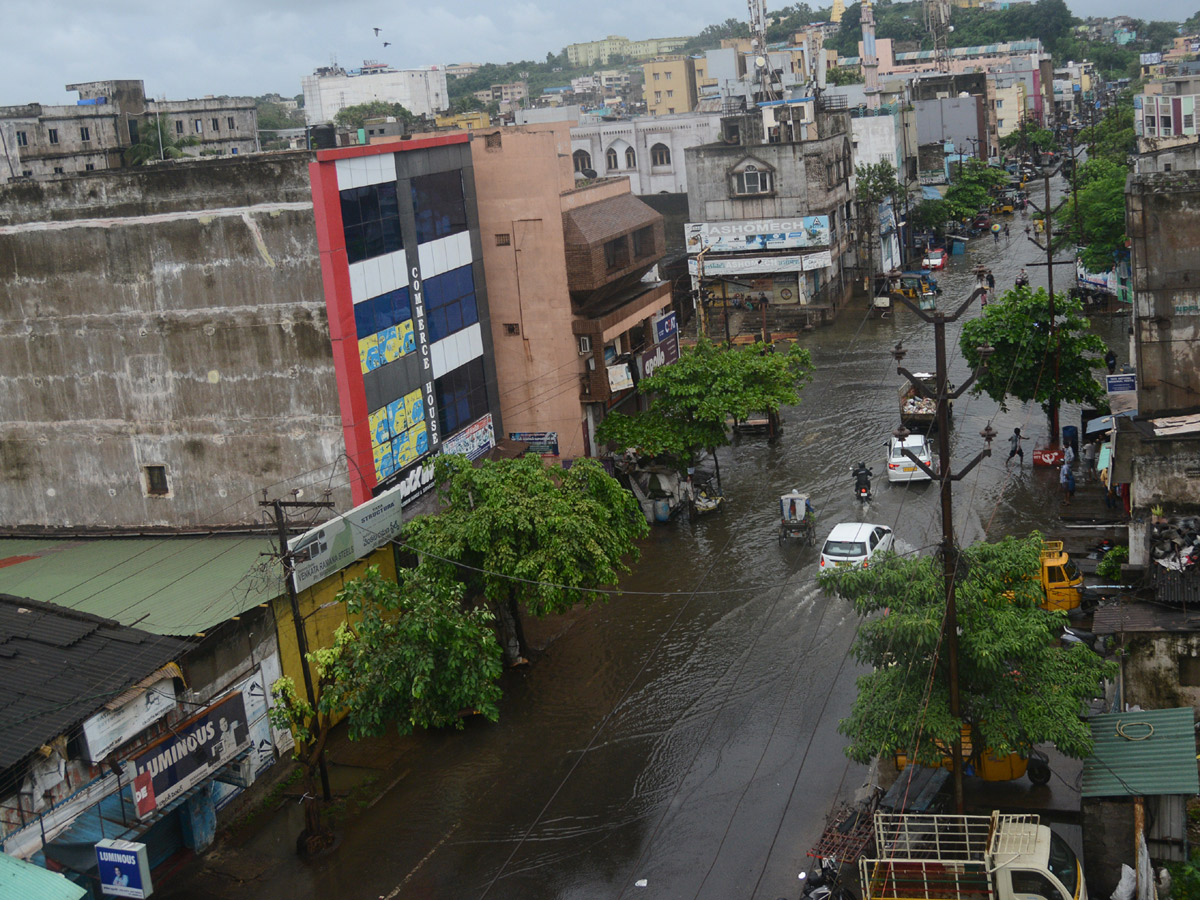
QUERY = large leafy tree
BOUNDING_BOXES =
[595,337,814,468]
[124,116,199,166]
[823,533,1115,767]
[1057,157,1128,271]
[959,285,1107,432]
[944,158,1009,221]
[333,100,418,130]
[403,454,648,665]
[269,566,500,855]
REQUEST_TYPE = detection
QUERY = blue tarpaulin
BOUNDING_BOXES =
[922,186,942,199]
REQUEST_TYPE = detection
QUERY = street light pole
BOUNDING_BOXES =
[892,289,996,814]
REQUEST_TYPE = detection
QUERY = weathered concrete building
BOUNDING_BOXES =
[301,63,448,125]
[0,153,352,531]
[684,101,854,321]
[0,80,258,183]
[570,110,723,193]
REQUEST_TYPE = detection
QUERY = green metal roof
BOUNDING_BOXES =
[1082,708,1200,797]
[0,536,282,636]
[0,852,87,900]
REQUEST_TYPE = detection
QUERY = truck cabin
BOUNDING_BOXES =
[1040,541,1083,612]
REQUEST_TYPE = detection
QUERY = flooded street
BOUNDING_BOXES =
[163,179,1131,900]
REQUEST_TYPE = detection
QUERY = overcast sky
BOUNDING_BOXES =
[2,0,1196,106]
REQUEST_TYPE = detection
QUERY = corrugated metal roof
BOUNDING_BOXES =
[0,536,280,636]
[1093,602,1200,634]
[1082,708,1200,797]
[0,594,190,771]
[0,851,87,900]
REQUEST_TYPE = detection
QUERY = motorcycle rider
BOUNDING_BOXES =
[852,462,873,499]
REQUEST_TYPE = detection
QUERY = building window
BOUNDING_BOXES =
[227,116,235,130]
[654,92,662,103]
[426,265,480,342]
[996,99,1004,108]
[666,90,674,98]
[998,119,1005,129]
[176,120,184,134]
[625,147,636,168]
[211,117,220,132]
[495,233,511,246]
[606,147,619,169]
[80,126,90,142]
[734,165,772,195]
[411,170,468,245]
[435,357,489,437]
[144,465,170,496]
[651,143,670,166]
[632,225,654,258]
[573,149,592,172]
[15,131,26,147]
[341,182,403,265]
[1187,114,1196,130]
[653,72,660,81]
[665,71,673,80]
[194,119,203,133]
[85,163,95,171]
[128,120,139,143]
[53,166,64,174]
[604,236,629,270]
[21,170,31,177]
[48,128,59,144]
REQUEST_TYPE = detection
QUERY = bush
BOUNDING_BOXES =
[1097,546,1128,582]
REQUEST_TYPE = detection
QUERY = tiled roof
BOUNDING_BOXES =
[0,594,190,771]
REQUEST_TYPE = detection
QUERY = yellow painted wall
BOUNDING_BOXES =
[435,110,491,130]
[272,544,399,724]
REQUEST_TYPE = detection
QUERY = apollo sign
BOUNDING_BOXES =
[637,333,680,380]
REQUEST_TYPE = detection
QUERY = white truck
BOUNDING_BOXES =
[861,812,1085,900]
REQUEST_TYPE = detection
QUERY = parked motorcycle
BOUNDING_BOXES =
[795,855,856,900]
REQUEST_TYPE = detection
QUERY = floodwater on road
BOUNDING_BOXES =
[160,178,1130,900]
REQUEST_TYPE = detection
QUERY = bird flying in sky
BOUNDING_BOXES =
[383,41,391,47]
[373,27,381,35]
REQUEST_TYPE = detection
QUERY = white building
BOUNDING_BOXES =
[301,63,448,124]
[570,111,724,193]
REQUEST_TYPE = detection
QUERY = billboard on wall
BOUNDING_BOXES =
[96,839,152,899]
[693,251,832,275]
[684,217,830,253]
[129,693,250,819]
[636,333,680,380]
[441,414,496,461]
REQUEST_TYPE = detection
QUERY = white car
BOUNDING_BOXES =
[819,523,895,570]
[886,434,934,483]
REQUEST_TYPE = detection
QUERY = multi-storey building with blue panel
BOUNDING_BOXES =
[310,134,502,507]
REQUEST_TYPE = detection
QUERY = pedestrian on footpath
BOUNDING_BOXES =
[1063,442,1075,471]
[1082,440,1097,482]
[1004,223,1010,238]
[1060,460,1075,505]
[1106,349,1117,374]
[1006,427,1026,467]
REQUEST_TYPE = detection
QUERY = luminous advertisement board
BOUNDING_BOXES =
[129,693,250,819]
[96,839,152,898]
[684,217,830,253]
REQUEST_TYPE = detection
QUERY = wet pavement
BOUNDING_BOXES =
[158,176,1131,900]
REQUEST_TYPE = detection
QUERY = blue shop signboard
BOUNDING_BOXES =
[130,692,250,819]
[96,838,153,898]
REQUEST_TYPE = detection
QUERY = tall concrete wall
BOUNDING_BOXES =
[1127,171,1200,416]
[0,152,351,531]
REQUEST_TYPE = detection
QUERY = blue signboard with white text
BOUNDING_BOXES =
[96,839,152,898]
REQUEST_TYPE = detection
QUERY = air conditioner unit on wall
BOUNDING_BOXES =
[578,336,592,355]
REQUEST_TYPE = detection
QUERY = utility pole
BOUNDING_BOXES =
[261,493,336,804]
[891,288,996,814]
[1024,165,1073,447]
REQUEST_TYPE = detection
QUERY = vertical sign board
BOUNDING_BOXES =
[129,693,250,820]
[95,839,152,898]
[1106,373,1137,415]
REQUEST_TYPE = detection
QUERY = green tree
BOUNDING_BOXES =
[595,337,814,469]
[944,157,1008,221]
[826,65,864,86]
[959,285,1107,432]
[402,454,648,665]
[909,198,953,237]
[1078,97,1135,166]
[124,116,199,166]
[1138,20,1181,53]
[822,533,1115,767]
[255,97,304,131]
[334,100,417,130]
[269,566,502,855]
[1057,157,1128,271]
[856,159,900,283]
